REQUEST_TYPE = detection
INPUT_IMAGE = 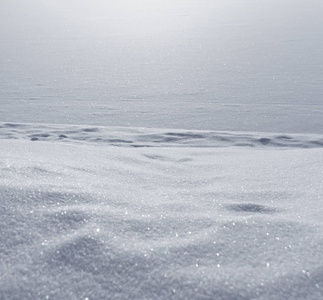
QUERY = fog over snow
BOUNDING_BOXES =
[0,0,323,299]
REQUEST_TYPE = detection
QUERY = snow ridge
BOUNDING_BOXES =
[1,122,323,148]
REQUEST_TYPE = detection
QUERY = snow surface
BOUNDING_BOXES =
[1,124,323,299]
[1,0,323,299]
[1,0,323,133]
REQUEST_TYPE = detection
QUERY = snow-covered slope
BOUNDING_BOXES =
[1,124,323,299]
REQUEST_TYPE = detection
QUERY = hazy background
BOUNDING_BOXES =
[1,0,322,133]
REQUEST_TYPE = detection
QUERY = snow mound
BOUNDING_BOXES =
[1,122,323,148]
[1,135,323,299]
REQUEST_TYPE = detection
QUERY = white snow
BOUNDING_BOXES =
[1,0,323,133]
[1,0,323,299]
[1,124,323,299]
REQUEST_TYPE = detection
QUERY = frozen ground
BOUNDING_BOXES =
[1,0,323,299]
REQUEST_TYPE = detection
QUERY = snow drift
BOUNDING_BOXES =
[1,123,323,299]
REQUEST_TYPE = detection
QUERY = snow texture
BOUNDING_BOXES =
[1,122,323,149]
[1,124,323,299]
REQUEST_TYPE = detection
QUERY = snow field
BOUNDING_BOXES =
[1,0,323,298]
